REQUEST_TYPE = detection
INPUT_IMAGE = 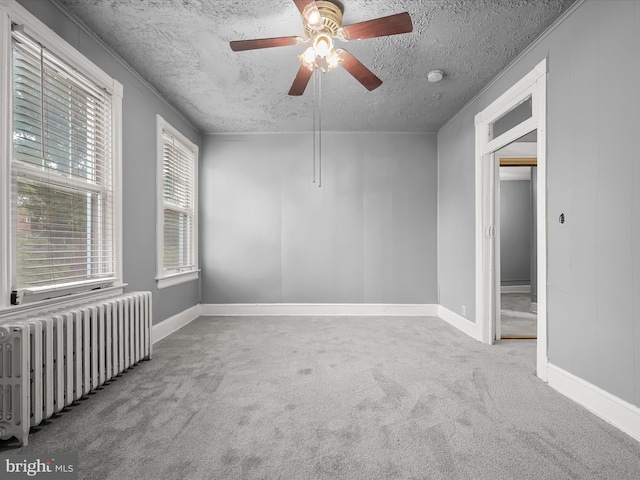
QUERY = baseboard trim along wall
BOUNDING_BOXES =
[437,305,482,341]
[501,285,531,293]
[200,303,439,317]
[152,304,201,344]
[547,363,640,443]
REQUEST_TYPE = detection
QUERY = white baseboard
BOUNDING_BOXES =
[152,304,201,344]
[501,285,531,293]
[530,302,538,313]
[200,303,438,317]
[437,305,481,341]
[547,363,640,443]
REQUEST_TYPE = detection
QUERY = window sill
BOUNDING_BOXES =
[156,270,200,289]
[0,283,127,320]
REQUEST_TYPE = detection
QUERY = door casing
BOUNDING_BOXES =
[474,59,548,381]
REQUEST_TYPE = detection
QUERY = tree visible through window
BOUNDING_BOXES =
[12,30,115,294]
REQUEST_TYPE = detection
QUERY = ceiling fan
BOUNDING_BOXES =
[230,0,413,96]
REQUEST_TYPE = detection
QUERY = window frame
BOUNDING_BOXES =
[155,114,199,289]
[0,0,123,310]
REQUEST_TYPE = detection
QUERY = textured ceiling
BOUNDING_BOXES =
[54,0,576,133]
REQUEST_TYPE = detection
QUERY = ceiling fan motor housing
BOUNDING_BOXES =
[304,1,343,38]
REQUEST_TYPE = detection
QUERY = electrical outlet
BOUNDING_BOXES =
[461,305,466,316]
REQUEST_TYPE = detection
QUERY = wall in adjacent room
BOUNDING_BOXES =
[500,179,532,287]
[438,0,640,407]
[17,0,202,324]
[200,132,437,305]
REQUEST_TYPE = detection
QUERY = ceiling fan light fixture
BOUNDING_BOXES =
[304,1,343,38]
[299,46,317,68]
[326,49,341,70]
[313,33,334,57]
[303,3,323,27]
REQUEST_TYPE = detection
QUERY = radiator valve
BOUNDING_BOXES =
[0,326,10,342]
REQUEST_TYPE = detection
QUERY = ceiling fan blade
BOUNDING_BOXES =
[230,36,302,52]
[293,0,323,27]
[338,49,382,91]
[289,65,314,96]
[341,12,413,40]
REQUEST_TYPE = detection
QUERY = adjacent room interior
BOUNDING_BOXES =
[497,139,538,340]
[1,0,639,478]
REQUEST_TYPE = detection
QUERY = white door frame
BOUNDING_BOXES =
[474,59,548,382]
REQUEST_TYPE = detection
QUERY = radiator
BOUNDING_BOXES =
[0,291,152,446]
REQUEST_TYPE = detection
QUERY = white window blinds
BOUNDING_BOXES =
[161,129,196,273]
[12,30,116,292]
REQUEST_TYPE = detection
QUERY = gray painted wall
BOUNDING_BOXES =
[17,0,201,324]
[437,112,476,320]
[438,0,640,407]
[500,180,532,286]
[200,133,437,304]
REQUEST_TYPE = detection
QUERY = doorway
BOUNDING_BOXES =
[474,59,548,381]
[496,140,537,340]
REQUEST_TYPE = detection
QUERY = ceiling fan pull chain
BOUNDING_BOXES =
[312,67,317,184]
[318,68,322,188]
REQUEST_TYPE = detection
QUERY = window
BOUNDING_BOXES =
[156,115,198,288]
[0,2,123,307]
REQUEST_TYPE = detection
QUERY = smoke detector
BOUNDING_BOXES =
[427,69,444,83]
